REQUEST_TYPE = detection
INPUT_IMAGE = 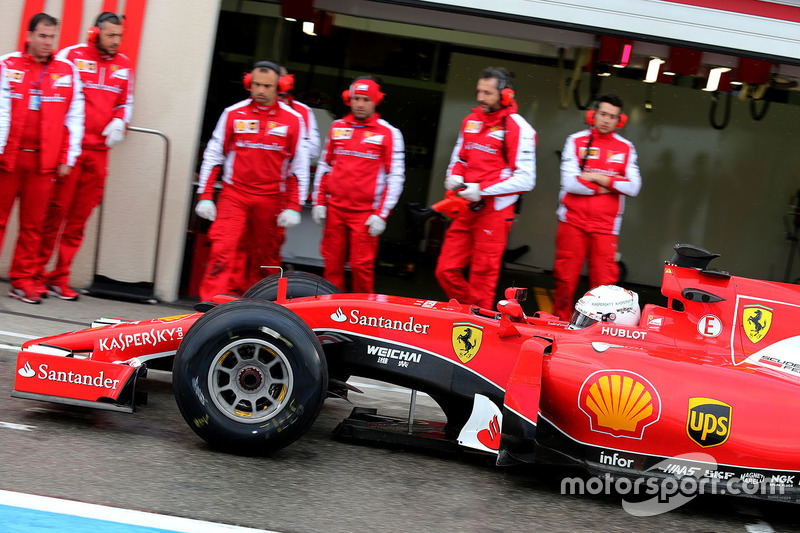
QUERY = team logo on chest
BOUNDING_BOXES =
[487,126,505,141]
[362,132,384,145]
[579,146,600,159]
[6,69,24,83]
[234,120,259,133]
[109,66,129,80]
[51,74,73,88]
[267,121,288,137]
[607,151,625,164]
[465,120,483,134]
[332,127,353,140]
[75,59,97,73]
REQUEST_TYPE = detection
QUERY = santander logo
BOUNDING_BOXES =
[331,307,347,323]
[18,362,35,378]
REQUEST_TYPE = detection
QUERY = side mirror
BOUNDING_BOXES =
[504,287,527,303]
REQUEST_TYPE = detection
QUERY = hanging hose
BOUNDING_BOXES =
[749,84,770,121]
[557,47,593,110]
[573,72,602,111]
[709,92,732,130]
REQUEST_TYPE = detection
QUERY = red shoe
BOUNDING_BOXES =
[32,278,48,298]
[9,284,42,304]
[47,283,80,301]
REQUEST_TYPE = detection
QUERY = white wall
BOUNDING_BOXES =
[0,0,220,301]
[431,53,800,286]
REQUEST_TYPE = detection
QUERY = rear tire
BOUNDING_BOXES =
[243,271,341,301]
[172,300,327,454]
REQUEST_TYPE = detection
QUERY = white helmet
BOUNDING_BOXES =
[569,285,640,330]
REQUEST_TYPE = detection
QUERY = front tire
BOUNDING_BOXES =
[173,299,327,454]
[243,271,340,301]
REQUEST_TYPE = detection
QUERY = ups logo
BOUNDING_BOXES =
[686,397,731,448]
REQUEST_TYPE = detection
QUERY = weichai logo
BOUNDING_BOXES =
[579,370,661,439]
[686,397,731,448]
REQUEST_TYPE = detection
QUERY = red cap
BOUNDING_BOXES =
[349,78,384,104]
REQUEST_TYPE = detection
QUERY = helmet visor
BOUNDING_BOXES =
[569,310,598,330]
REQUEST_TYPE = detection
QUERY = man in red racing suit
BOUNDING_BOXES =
[1,13,84,304]
[552,93,642,321]
[435,67,535,309]
[194,61,308,301]
[312,76,405,293]
[35,12,134,301]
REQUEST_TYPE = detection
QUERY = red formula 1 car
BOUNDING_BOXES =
[11,244,800,502]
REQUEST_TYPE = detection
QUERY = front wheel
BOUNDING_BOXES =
[243,271,340,301]
[172,299,327,454]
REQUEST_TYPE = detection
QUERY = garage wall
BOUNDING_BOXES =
[0,0,220,301]
[431,53,800,286]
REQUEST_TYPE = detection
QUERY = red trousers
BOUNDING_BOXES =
[435,203,514,309]
[0,151,55,285]
[552,222,619,321]
[199,187,285,301]
[321,208,378,293]
[37,149,109,285]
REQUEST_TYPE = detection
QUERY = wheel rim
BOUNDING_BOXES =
[207,338,294,424]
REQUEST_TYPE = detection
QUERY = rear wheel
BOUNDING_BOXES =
[243,271,340,301]
[173,300,327,454]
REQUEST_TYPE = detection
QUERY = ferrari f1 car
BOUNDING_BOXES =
[11,244,800,501]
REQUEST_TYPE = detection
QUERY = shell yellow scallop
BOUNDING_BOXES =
[579,370,661,438]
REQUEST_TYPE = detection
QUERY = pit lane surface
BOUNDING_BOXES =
[0,281,797,533]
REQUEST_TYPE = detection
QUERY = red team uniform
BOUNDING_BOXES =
[435,101,536,309]
[553,126,641,320]
[313,109,405,293]
[196,98,308,301]
[36,42,133,292]
[0,50,84,297]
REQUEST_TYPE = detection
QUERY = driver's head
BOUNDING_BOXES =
[569,285,640,330]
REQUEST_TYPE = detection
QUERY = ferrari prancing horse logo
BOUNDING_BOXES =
[452,323,483,363]
[743,305,772,343]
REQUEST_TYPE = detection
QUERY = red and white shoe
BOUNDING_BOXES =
[9,285,42,304]
[47,283,80,301]
[32,278,48,298]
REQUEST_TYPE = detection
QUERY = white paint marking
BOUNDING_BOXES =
[745,520,776,533]
[0,421,36,431]
[0,330,37,339]
[0,489,279,532]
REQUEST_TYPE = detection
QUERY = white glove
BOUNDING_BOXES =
[195,199,216,221]
[445,174,464,191]
[311,205,327,226]
[365,214,386,237]
[102,118,126,148]
[277,209,301,228]
[457,182,482,202]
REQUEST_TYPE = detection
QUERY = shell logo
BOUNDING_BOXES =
[578,369,661,439]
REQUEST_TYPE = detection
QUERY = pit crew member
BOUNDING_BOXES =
[194,61,308,301]
[553,93,641,321]
[35,11,133,301]
[311,76,405,293]
[435,66,535,309]
[0,13,84,304]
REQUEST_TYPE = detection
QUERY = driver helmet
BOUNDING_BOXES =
[569,285,640,330]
